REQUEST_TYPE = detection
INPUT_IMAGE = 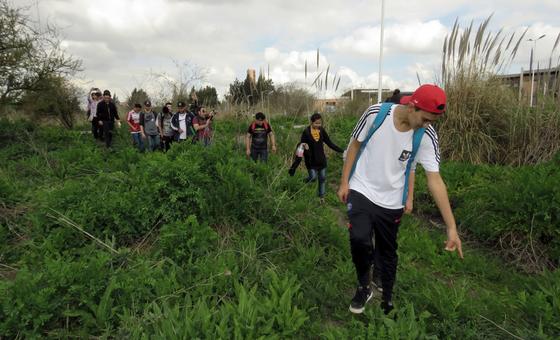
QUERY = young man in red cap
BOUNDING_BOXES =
[338,84,463,315]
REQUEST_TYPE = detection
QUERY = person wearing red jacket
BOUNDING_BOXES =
[127,103,144,152]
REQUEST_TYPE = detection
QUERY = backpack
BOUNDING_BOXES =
[349,102,425,205]
[250,120,270,132]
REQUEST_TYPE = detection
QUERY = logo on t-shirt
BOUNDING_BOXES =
[398,150,412,162]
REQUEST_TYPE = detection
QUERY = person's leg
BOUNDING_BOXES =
[371,203,403,307]
[318,167,327,197]
[97,119,104,140]
[103,121,113,148]
[147,135,153,151]
[91,118,98,139]
[250,148,258,162]
[154,134,160,151]
[347,189,375,314]
[260,149,268,162]
[348,190,375,287]
[305,169,318,183]
[163,136,171,152]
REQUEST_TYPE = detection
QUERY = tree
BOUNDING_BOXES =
[196,85,219,107]
[0,0,81,106]
[227,72,275,106]
[126,88,150,108]
[152,60,206,106]
[20,75,81,128]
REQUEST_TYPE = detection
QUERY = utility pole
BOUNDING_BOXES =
[377,0,385,103]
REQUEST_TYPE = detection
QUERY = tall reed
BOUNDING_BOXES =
[439,15,560,165]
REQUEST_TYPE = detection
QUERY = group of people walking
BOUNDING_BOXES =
[86,84,464,317]
[86,88,215,150]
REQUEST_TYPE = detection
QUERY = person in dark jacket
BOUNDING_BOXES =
[289,112,343,202]
[171,101,195,142]
[385,89,402,103]
[96,90,121,148]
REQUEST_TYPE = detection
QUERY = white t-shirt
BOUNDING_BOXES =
[178,113,187,140]
[349,104,440,209]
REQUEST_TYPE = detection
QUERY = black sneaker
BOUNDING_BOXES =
[381,300,394,315]
[349,285,373,314]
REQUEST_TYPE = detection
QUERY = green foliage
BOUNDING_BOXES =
[0,118,559,339]
[196,85,219,107]
[415,161,560,268]
[126,88,150,108]
[121,270,308,339]
[0,0,81,106]
[157,215,218,265]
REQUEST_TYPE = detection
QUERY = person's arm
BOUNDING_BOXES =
[337,138,361,203]
[126,112,135,130]
[404,171,416,214]
[322,129,344,153]
[193,117,204,131]
[113,103,120,121]
[245,132,252,157]
[139,113,146,137]
[156,113,162,136]
[425,171,463,258]
[269,131,277,153]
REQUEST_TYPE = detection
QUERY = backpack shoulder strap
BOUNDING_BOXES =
[401,127,426,205]
[349,102,393,179]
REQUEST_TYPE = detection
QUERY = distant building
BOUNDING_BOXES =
[340,88,408,103]
[313,98,348,112]
[500,66,559,103]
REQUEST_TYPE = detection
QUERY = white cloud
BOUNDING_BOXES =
[328,20,448,58]
[15,0,560,99]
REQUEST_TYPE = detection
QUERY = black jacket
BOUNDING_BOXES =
[96,101,120,121]
[299,126,343,169]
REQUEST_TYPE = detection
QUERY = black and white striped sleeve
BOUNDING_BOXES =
[414,124,441,172]
[351,104,381,142]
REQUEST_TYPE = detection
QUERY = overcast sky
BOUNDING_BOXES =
[24,0,560,100]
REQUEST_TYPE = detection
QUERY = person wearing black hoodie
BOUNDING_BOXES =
[289,113,343,202]
[96,90,121,148]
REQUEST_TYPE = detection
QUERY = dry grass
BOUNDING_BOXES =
[439,15,560,165]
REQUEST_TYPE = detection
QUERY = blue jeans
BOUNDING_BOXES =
[131,133,144,152]
[146,134,160,152]
[306,168,327,197]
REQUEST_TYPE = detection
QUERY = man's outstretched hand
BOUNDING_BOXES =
[445,229,464,259]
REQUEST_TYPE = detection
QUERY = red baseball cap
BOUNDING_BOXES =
[400,84,446,115]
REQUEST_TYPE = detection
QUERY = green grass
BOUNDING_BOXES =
[0,118,558,339]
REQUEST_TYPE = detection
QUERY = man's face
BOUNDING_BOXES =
[144,105,152,112]
[103,95,111,102]
[179,106,186,112]
[414,109,440,129]
[166,104,172,111]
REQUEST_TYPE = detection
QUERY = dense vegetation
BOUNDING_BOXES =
[1,114,558,339]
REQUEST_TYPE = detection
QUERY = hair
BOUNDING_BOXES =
[310,112,322,123]
[162,106,169,114]
[393,89,400,95]
[255,112,265,120]
[165,102,172,106]
[133,103,142,108]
